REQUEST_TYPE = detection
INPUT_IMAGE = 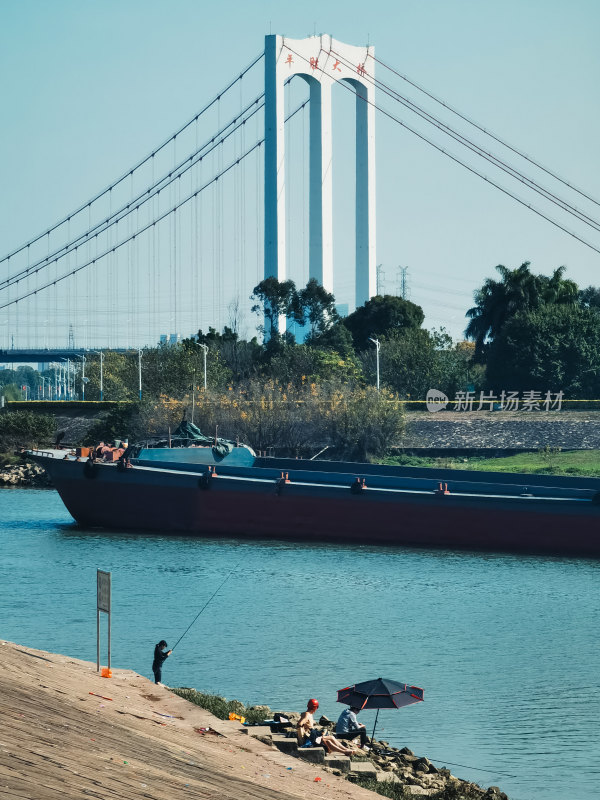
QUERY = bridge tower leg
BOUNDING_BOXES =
[264,34,376,335]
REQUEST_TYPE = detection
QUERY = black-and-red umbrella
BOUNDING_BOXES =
[337,677,424,744]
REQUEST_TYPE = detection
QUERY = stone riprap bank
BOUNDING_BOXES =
[0,462,50,487]
[400,411,600,451]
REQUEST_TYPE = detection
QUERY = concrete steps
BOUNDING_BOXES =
[270,733,298,755]
[348,760,378,779]
[324,755,351,773]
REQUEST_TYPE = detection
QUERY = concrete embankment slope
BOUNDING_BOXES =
[0,641,373,800]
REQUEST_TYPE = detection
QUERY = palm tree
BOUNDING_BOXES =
[465,262,577,359]
[466,262,536,357]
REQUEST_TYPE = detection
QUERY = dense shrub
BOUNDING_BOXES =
[0,410,56,451]
[192,381,405,460]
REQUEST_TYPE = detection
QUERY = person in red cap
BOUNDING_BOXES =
[297,699,356,755]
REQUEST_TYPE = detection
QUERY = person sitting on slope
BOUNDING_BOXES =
[297,699,357,755]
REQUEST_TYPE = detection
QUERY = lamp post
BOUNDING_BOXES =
[193,341,209,392]
[368,337,380,392]
[59,359,68,400]
[138,349,142,401]
[191,368,196,424]
[79,354,86,401]
[200,343,208,392]
[92,351,104,400]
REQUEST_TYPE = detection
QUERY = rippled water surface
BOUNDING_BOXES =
[1,488,599,799]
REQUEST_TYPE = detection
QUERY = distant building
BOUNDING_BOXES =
[159,334,181,346]
[336,303,349,318]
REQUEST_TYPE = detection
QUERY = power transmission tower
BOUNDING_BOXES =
[68,324,75,349]
[397,266,409,299]
[376,263,385,295]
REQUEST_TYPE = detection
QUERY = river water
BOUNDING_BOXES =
[1,487,598,799]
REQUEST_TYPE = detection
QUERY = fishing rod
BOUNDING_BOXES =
[419,758,517,779]
[381,737,517,778]
[170,562,240,653]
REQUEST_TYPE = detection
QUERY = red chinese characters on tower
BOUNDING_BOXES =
[310,56,319,70]
[332,59,342,72]
[357,63,366,76]
[285,53,293,68]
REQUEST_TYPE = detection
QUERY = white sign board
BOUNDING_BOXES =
[97,570,111,613]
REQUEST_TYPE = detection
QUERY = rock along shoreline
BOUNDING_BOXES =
[171,688,509,800]
[0,460,51,487]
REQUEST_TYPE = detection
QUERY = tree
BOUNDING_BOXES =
[266,344,362,387]
[486,305,600,397]
[465,262,577,359]
[343,294,424,350]
[185,327,262,383]
[578,286,600,310]
[251,277,301,342]
[0,410,55,450]
[308,322,355,357]
[298,278,339,340]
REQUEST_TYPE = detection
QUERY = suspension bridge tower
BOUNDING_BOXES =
[264,34,376,330]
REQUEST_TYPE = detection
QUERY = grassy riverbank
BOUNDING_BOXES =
[380,448,600,477]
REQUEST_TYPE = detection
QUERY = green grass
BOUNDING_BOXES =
[169,687,269,723]
[0,453,21,468]
[380,449,600,477]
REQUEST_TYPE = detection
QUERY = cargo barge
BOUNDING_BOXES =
[28,445,600,557]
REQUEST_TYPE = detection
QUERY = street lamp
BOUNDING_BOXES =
[79,354,87,401]
[59,358,68,400]
[192,340,209,391]
[138,349,142,401]
[92,351,104,400]
[200,343,208,392]
[368,336,380,392]
[190,341,208,424]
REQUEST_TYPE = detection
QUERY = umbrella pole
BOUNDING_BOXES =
[370,708,380,747]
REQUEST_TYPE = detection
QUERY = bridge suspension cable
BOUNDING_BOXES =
[285,43,600,257]
[374,55,600,211]
[0,97,308,311]
[1,92,268,290]
[0,51,264,266]
[327,46,600,235]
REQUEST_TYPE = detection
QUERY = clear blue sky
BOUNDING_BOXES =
[1,0,599,345]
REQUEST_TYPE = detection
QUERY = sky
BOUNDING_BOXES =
[1,0,599,347]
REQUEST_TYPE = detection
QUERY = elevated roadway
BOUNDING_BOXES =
[0,349,134,364]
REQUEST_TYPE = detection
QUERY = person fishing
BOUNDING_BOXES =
[150,563,239,685]
[152,640,172,685]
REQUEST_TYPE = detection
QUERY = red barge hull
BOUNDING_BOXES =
[30,452,600,557]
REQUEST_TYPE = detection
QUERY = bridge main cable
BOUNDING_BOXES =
[0,92,268,289]
[0,97,308,310]
[0,51,264,266]
[374,54,600,211]
[0,70,302,291]
[285,43,600,256]
[328,46,600,234]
